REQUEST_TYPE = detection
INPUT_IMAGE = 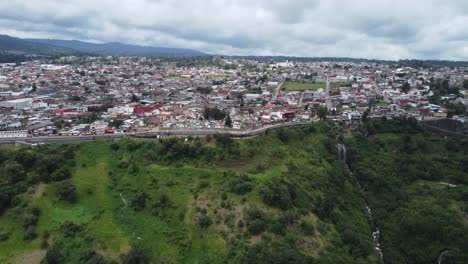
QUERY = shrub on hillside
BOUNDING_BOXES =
[56,181,77,203]
[260,177,296,210]
[23,225,37,240]
[198,215,213,228]
[228,174,253,195]
[121,246,148,264]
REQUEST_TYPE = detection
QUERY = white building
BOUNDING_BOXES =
[0,98,33,109]
[0,130,28,138]
[108,106,134,115]
[245,94,261,101]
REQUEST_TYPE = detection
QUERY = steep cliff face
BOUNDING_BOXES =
[346,120,468,264]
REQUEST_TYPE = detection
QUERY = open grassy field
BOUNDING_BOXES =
[283,81,326,91]
[167,75,191,80]
[330,82,352,88]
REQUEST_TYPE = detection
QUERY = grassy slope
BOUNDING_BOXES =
[0,124,380,263]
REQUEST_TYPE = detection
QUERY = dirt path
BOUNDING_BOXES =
[31,184,46,200]
[12,250,46,264]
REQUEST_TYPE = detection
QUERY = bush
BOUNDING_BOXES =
[237,219,245,228]
[178,212,185,221]
[0,192,11,215]
[24,225,37,240]
[21,213,39,228]
[56,181,77,203]
[260,178,296,210]
[110,143,120,151]
[198,215,213,229]
[270,221,286,236]
[121,246,147,264]
[300,220,315,235]
[131,192,148,211]
[83,251,108,264]
[246,242,310,264]
[118,161,129,169]
[0,230,10,241]
[50,167,71,182]
[129,163,139,175]
[44,246,64,264]
[247,219,267,235]
[203,108,227,120]
[61,221,84,237]
[228,175,253,195]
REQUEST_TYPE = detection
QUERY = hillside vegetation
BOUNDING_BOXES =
[0,121,466,264]
[0,124,378,263]
[347,118,468,264]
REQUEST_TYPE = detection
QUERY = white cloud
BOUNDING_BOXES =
[0,0,467,60]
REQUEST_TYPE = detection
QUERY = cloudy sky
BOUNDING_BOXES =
[1,0,468,60]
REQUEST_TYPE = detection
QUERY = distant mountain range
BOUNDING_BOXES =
[0,34,207,57]
[0,35,78,56]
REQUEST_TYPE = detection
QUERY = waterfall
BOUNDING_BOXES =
[338,143,384,261]
[337,143,347,163]
[437,250,449,264]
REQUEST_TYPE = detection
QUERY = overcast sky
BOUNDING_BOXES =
[1,0,468,60]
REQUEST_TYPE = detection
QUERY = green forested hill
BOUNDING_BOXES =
[346,119,468,264]
[0,121,466,264]
[0,35,78,56]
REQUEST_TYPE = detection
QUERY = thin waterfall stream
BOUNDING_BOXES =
[337,143,384,261]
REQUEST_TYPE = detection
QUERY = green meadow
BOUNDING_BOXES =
[283,82,326,91]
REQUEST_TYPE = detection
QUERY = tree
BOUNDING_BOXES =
[401,82,411,93]
[50,167,71,182]
[260,177,296,210]
[23,225,37,240]
[121,246,148,264]
[247,219,267,235]
[225,114,233,127]
[228,174,253,194]
[429,93,441,105]
[44,246,64,264]
[464,79,468,90]
[317,106,328,120]
[131,94,140,103]
[203,108,227,120]
[246,243,310,264]
[69,95,82,101]
[57,181,77,203]
[131,192,148,211]
[198,215,213,228]
[0,161,26,184]
[362,110,369,122]
[112,119,125,128]
[446,103,466,118]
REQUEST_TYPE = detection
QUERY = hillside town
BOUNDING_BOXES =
[0,57,467,138]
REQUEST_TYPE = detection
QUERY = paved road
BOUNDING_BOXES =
[373,79,381,98]
[272,81,284,102]
[298,92,305,108]
[2,118,460,145]
[325,76,333,109]
[0,122,311,145]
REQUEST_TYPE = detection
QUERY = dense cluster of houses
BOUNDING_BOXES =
[0,57,467,138]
